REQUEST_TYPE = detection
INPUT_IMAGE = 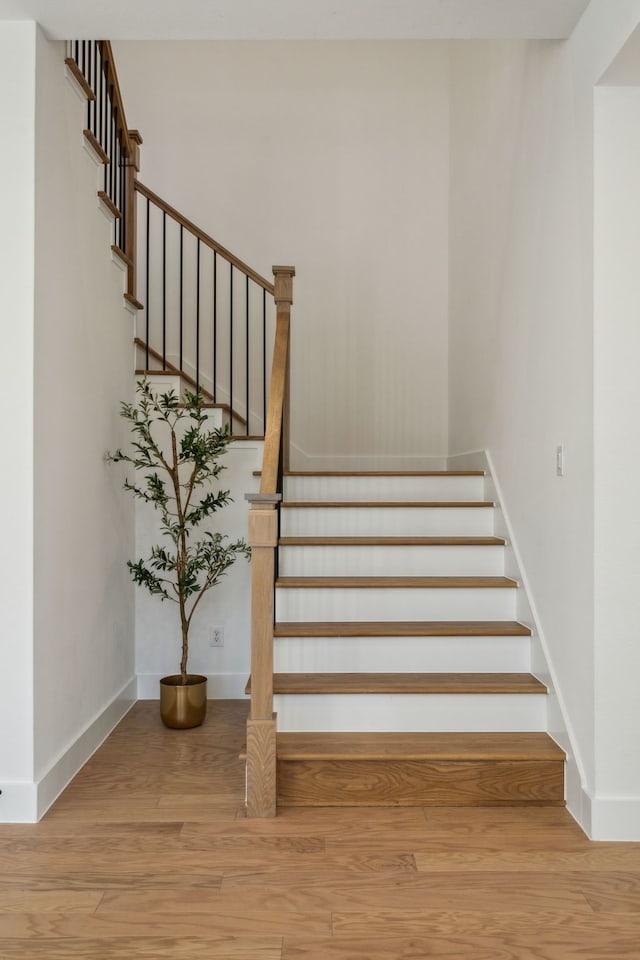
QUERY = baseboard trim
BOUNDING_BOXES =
[0,782,38,824]
[137,673,249,700]
[36,677,137,821]
[588,795,640,841]
[448,449,591,836]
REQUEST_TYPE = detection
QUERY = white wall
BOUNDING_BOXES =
[0,22,37,822]
[449,0,640,838]
[114,41,450,469]
[31,32,137,818]
[593,83,640,839]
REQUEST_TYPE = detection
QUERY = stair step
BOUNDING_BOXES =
[248,672,546,695]
[276,576,517,589]
[255,470,485,477]
[277,731,563,761]
[283,473,486,502]
[279,536,505,546]
[274,620,531,637]
[280,503,496,537]
[282,501,494,508]
[275,732,565,806]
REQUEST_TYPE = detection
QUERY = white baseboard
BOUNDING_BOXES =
[587,796,640,841]
[137,673,249,700]
[35,677,137,821]
[0,678,137,823]
[0,782,38,823]
[448,449,591,836]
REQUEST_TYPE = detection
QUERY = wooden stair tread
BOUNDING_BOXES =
[275,576,518,589]
[276,732,565,762]
[246,672,547,695]
[134,338,248,425]
[253,470,485,477]
[281,500,494,508]
[274,620,532,637]
[279,536,505,546]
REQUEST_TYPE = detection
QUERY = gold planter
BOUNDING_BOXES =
[159,674,207,729]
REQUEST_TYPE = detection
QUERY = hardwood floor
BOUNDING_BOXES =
[1,700,639,958]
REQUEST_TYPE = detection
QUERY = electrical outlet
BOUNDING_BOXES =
[209,625,224,647]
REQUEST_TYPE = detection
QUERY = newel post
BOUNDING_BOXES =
[244,492,281,818]
[272,266,295,472]
[125,129,143,302]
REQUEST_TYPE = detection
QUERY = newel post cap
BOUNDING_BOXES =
[272,266,295,306]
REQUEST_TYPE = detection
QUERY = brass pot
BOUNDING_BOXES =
[159,674,207,729]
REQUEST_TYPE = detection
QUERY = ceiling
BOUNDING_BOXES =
[0,0,592,41]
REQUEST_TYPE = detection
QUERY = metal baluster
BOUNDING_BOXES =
[179,225,184,374]
[262,288,266,438]
[213,252,217,403]
[229,264,234,435]
[162,211,167,368]
[245,276,250,436]
[145,198,150,370]
[196,240,201,395]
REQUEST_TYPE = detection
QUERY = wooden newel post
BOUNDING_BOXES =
[272,266,295,473]
[125,129,143,302]
[244,493,281,818]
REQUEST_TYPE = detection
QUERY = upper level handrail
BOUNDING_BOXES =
[99,41,135,158]
[260,267,295,491]
[135,180,275,295]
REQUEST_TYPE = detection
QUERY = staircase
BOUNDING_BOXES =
[255,469,565,807]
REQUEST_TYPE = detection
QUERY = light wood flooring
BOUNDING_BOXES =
[2,700,640,958]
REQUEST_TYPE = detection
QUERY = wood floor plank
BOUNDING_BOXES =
[0,909,329,939]
[219,870,593,913]
[331,907,640,939]
[0,938,281,959]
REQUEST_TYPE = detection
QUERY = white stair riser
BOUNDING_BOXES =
[274,693,546,732]
[276,586,517,621]
[274,635,531,673]
[284,475,485,502]
[280,506,495,537]
[278,544,504,577]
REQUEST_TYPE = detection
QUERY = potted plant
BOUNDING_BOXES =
[109,378,250,728]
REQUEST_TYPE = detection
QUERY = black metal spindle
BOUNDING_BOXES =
[96,44,102,146]
[229,264,234,435]
[120,141,126,253]
[104,92,110,193]
[145,198,150,369]
[74,41,79,65]
[81,41,86,76]
[245,276,250,436]
[86,42,92,130]
[162,211,167,368]
[111,102,116,202]
[179,226,184,374]
[262,288,267,436]
[213,252,217,403]
[196,239,201,394]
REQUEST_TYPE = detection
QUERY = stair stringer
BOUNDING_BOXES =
[447,449,585,828]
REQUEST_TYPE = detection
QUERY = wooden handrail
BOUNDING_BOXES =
[135,180,275,295]
[99,41,134,157]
